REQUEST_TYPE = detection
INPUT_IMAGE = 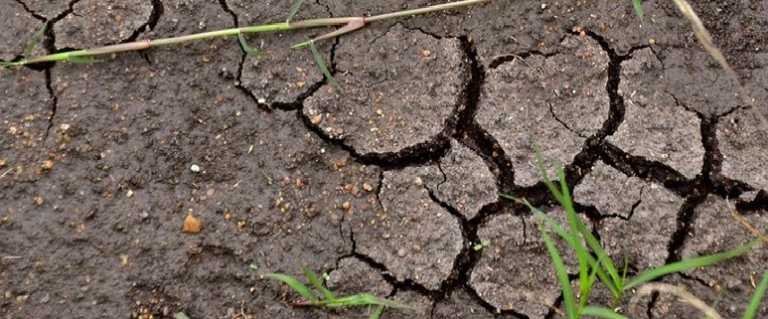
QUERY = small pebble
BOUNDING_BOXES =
[182,214,202,234]
[362,183,374,192]
[190,164,201,173]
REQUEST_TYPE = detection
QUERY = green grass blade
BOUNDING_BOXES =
[308,40,339,89]
[238,33,262,57]
[67,55,100,64]
[303,268,336,301]
[581,306,630,319]
[553,166,623,292]
[325,293,413,309]
[540,224,578,319]
[174,313,191,319]
[286,0,305,23]
[369,305,385,319]
[581,261,601,308]
[625,240,759,290]
[263,273,319,303]
[742,271,768,319]
[632,0,644,18]
[531,207,621,298]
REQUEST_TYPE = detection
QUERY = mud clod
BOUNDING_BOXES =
[305,25,466,155]
[476,35,609,187]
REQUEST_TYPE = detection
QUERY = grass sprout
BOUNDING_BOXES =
[631,0,644,18]
[260,268,412,319]
[237,33,263,57]
[504,150,761,318]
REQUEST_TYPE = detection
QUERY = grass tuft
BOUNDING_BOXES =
[260,268,411,319]
[507,150,761,318]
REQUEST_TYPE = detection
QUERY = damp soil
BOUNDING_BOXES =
[1,1,767,318]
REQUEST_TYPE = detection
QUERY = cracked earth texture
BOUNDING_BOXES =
[1,1,767,319]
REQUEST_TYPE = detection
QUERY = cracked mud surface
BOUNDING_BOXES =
[2,1,768,318]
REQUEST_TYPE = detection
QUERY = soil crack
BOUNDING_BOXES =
[13,0,47,21]
[123,0,164,43]
[42,68,58,141]
[488,50,558,69]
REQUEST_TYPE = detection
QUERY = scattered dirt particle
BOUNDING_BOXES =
[40,160,54,171]
[310,114,323,125]
[33,196,44,206]
[182,214,202,234]
[333,159,347,170]
[362,183,374,192]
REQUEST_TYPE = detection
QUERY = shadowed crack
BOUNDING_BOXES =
[665,195,707,265]
[123,0,163,43]
[292,32,482,169]
[13,0,47,21]
[42,68,58,141]
[488,50,558,69]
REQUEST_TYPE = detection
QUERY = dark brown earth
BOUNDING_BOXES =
[1,0,767,318]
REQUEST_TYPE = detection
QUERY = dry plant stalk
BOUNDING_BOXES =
[672,0,768,133]
[629,283,722,319]
[1,0,488,68]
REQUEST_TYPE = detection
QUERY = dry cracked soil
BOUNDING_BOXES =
[1,1,768,319]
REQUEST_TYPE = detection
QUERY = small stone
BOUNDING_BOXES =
[362,183,374,192]
[397,248,407,257]
[33,196,44,206]
[126,189,134,198]
[59,123,71,132]
[182,213,202,234]
[120,255,129,266]
[334,159,347,170]
[0,158,6,168]
[41,160,54,171]
[341,201,351,210]
[310,114,323,125]
[190,164,201,173]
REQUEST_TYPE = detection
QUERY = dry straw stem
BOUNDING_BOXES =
[1,0,488,68]
[672,0,768,133]
[629,283,722,319]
